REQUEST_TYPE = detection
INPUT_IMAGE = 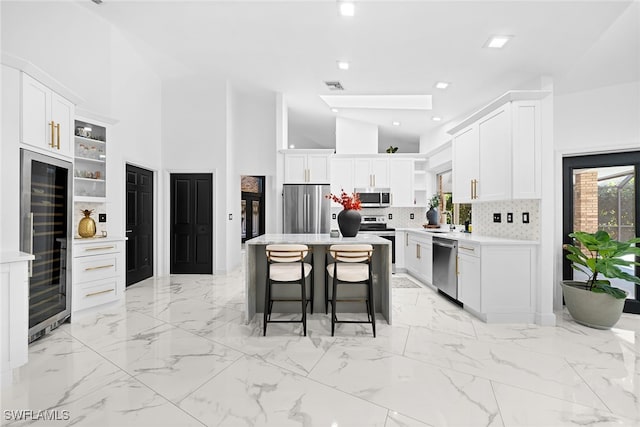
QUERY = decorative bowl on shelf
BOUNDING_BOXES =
[422,224,441,229]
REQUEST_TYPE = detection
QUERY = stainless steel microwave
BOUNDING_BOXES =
[354,188,391,208]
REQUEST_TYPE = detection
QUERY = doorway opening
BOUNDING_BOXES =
[241,176,265,243]
[170,173,213,274]
[126,164,154,286]
[562,151,640,314]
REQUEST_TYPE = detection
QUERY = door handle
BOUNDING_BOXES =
[28,212,34,277]
[56,123,61,149]
[49,121,55,148]
[126,230,133,233]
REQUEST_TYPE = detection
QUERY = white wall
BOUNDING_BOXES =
[161,76,229,273]
[0,2,163,267]
[335,117,378,154]
[555,81,640,153]
[232,86,278,234]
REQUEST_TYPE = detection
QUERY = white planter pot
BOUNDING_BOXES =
[561,280,627,329]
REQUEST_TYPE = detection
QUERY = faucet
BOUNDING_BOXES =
[441,211,453,230]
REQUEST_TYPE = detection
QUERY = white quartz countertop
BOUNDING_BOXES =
[246,233,391,245]
[396,228,539,245]
[0,251,35,264]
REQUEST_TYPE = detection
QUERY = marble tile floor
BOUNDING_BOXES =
[2,270,640,426]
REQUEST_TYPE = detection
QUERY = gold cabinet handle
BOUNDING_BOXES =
[56,123,61,149]
[50,121,55,147]
[470,180,474,199]
[85,264,114,271]
[85,288,115,297]
[460,245,475,252]
[85,245,115,251]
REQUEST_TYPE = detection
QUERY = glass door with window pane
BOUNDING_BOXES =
[564,152,640,314]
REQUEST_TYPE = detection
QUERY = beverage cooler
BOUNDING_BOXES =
[20,150,72,342]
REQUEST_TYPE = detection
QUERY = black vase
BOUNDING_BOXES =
[337,209,361,237]
[426,207,439,225]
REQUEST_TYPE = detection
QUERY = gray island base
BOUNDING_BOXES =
[245,234,392,326]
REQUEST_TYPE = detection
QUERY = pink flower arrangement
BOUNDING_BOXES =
[326,190,362,210]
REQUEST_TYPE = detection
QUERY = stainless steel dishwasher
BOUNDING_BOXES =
[432,237,458,300]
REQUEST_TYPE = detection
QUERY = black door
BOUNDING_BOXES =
[126,164,154,286]
[170,173,213,274]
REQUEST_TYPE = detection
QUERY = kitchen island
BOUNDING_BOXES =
[244,234,392,324]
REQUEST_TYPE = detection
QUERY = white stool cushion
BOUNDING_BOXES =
[326,263,369,282]
[269,263,312,282]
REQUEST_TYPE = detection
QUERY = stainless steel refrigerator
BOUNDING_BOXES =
[283,184,330,233]
[20,150,72,342]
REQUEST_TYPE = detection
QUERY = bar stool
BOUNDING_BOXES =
[264,244,313,336]
[325,244,376,337]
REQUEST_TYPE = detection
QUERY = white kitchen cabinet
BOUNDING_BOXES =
[330,158,355,196]
[450,91,545,203]
[21,73,74,158]
[457,242,481,313]
[389,158,415,206]
[406,232,432,285]
[283,150,332,183]
[402,230,538,323]
[1,252,33,386]
[72,238,125,316]
[477,105,511,201]
[353,158,389,188]
[451,125,479,203]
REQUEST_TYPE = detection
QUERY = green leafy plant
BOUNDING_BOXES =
[428,194,440,209]
[386,146,398,153]
[565,230,640,299]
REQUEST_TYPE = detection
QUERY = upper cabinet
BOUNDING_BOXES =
[330,155,423,207]
[21,73,74,158]
[353,158,389,188]
[283,149,332,184]
[449,91,547,203]
[389,158,415,206]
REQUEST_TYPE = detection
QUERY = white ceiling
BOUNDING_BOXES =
[84,0,638,151]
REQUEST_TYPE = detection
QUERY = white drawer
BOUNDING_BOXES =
[74,253,120,283]
[458,242,481,258]
[74,241,122,258]
[73,277,119,312]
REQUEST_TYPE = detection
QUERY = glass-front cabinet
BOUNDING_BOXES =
[73,120,106,201]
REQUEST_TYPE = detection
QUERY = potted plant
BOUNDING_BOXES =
[426,194,440,226]
[562,230,640,329]
[326,190,362,237]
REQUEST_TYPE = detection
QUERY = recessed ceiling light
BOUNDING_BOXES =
[432,116,442,122]
[339,2,355,17]
[331,108,339,113]
[485,35,513,49]
[435,82,450,90]
[337,61,350,71]
[392,121,401,126]
[289,144,295,149]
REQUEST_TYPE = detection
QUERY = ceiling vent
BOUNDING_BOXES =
[324,81,344,91]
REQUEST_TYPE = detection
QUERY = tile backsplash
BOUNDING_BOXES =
[330,206,429,230]
[472,199,540,241]
[74,202,107,238]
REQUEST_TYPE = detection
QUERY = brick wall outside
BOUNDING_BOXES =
[241,176,260,193]
[573,171,598,233]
